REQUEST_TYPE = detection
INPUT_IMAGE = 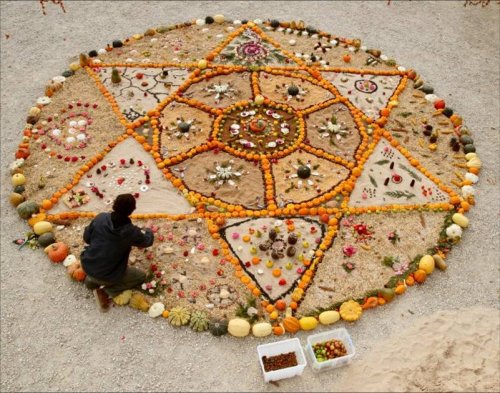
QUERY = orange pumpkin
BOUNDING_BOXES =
[44,242,69,263]
[274,299,287,312]
[273,325,285,336]
[66,262,80,276]
[72,267,86,282]
[282,316,300,334]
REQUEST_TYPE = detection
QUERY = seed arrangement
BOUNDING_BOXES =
[9,15,480,338]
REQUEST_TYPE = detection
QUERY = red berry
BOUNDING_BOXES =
[434,100,446,110]
[278,278,287,286]
[212,249,219,256]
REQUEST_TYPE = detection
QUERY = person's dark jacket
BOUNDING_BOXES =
[81,212,154,283]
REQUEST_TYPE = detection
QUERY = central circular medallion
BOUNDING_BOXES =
[215,101,303,158]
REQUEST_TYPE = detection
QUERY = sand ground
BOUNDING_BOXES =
[1,1,499,392]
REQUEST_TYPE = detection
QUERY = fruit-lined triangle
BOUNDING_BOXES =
[348,137,450,207]
[95,67,191,122]
[323,72,402,120]
[49,137,194,215]
[221,217,325,302]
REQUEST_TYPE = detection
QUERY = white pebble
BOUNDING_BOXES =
[202,28,209,33]
[348,46,356,52]
[301,31,308,36]
[330,39,338,45]
[380,54,388,61]
[195,19,205,26]
[93,59,102,64]
[360,45,367,51]
[52,75,66,83]
[397,66,406,72]
[233,20,242,25]
[150,38,158,43]
[289,39,296,46]
[465,173,479,184]
[125,58,134,63]
[425,94,439,103]
[253,18,262,24]
[98,48,107,55]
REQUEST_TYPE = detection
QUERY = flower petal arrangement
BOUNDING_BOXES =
[9,16,480,338]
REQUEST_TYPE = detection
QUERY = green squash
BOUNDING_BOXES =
[16,201,39,219]
[209,318,228,336]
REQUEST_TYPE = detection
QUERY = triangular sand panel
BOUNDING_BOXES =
[51,137,193,214]
[221,217,325,302]
[97,67,190,121]
[348,138,449,207]
[323,72,402,119]
[212,28,299,67]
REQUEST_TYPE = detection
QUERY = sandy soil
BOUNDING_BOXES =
[1,1,499,392]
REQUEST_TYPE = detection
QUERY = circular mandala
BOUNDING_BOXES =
[10,17,480,337]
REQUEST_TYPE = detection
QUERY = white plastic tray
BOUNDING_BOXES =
[305,327,355,371]
[257,338,307,382]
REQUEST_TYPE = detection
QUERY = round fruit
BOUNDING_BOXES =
[287,85,300,96]
[12,173,26,186]
[297,165,311,179]
[178,122,191,133]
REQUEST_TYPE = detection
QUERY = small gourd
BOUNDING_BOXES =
[319,310,340,325]
[44,242,69,263]
[339,300,363,322]
[113,290,132,306]
[72,267,86,282]
[168,306,191,326]
[16,201,40,219]
[378,288,396,302]
[209,318,228,336]
[10,193,25,207]
[433,254,447,271]
[63,254,78,267]
[11,173,26,186]
[37,232,55,247]
[418,255,435,275]
[282,316,301,333]
[252,322,273,337]
[129,293,150,312]
[299,316,318,331]
[452,213,469,228]
[33,221,53,235]
[228,318,251,337]
[148,302,165,318]
[189,311,210,332]
[66,261,80,276]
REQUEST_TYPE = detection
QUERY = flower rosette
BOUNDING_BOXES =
[236,40,268,63]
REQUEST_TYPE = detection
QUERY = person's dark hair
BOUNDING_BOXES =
[112,194,136,217]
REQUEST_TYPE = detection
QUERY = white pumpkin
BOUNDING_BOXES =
[63,254,78,267]
[148,302,165,318]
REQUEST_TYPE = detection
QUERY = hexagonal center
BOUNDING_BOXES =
[216,102,301,156]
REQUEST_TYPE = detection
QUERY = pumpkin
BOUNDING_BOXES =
[418,255,435,275]
[189,311,210,332]
[44,242,69,263]
[10,193,25,207]
[113,290,132,306]
[252,322,273,337]
[33,221,53,235]
[11,173,26,186]
[339,300,363,322]
[129,293,150,312]
[63,254,77,267]
[72,267,86,282]
[168,306,190,326]
[299,316,318,331]
[38,232,55,247]
[228,318,251,337]
[209,318,228,336]
[283,316,301,333]
[66,262,80,276]
[16,200,40,219]
[273,325,285,336]
[148,302,165,318]
[452,213,469,228]
[318,310,340,325]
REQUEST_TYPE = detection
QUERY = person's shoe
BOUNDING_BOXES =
[93,287,110,312]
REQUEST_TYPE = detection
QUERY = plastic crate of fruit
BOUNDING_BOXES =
[257,338,307,382]
[305,328,356,371]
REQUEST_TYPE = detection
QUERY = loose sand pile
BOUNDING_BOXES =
[337,307,500,392]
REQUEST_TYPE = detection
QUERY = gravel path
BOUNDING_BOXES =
[1,1,499,391]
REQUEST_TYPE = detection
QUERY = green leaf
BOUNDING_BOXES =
[384,190,416,199]
[374,159,390,165]
[398,163,422,181]
[369,175,378,188]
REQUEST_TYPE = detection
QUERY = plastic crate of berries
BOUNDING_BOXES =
[257,338,307,382]
[305,328,356,371]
